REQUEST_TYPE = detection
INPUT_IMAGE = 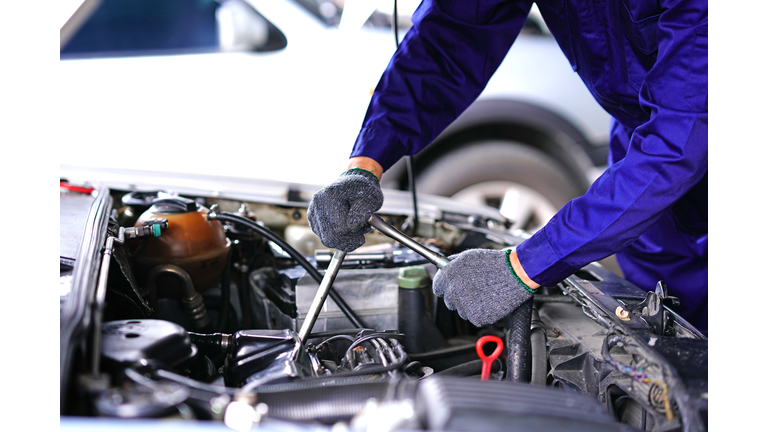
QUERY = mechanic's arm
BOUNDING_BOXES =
[432,0,707,327]
[516,1,708,287]
[349,0,533,171]
[309,0,533,253]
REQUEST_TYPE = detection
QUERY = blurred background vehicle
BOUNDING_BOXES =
[60,0,611,233]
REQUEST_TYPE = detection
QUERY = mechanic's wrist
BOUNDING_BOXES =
[507,249,540,290]
[347,157,383,181]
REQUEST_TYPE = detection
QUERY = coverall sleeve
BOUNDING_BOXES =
[349,0,534,171]
[516,1,708,286]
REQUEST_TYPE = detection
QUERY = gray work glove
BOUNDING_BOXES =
[307,169,384,252]
[432,249,535,327]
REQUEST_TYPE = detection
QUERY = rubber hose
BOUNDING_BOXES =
[530,306,548,385]
[188,332,228,357]
[217,247,233,332]
[239,268,253,329]
[505,298,532,383]
[256,379,392,424]
[208,212,366,329]
[435,359,502,377]
[147,264,212,332]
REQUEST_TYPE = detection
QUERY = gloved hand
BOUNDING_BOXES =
[432,248,536,327]
[307,169,384,252]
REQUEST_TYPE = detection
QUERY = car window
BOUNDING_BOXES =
[61,0,286,58]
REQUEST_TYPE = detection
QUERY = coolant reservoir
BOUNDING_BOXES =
[132,197,230,292]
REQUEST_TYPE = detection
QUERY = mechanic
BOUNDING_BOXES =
[307,0,708,331]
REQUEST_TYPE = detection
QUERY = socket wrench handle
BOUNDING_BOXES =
[298,250,347,343]
[368,214,450,269]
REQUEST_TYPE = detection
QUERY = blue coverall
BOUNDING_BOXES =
[349,0,708,330]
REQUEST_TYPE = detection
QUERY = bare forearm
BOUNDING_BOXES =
[509,250,540,290]
[347,157,383,181]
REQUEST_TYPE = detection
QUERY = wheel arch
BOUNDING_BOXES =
[381,99,607,193]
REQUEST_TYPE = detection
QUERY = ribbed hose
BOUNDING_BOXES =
[254,377,395,424]
[505,298,532,382]
[530,306,548,385]
[188,332,229,357]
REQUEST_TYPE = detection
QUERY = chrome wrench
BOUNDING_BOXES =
[298,250,347,343]
[367,214,450,269]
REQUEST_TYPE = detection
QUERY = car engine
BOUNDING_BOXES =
[60,177,708,432]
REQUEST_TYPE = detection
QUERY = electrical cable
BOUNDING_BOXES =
[208,211,366,329]
[393,0,399,46]
[405,156,419,236]
[602,334,673,421]
[393,0,420,237]
[309,328,375,339]
[316,334,357,348]
[345,332,405,357]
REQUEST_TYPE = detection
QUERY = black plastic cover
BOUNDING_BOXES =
[148,196,198,214]
[102,319,195,367]
[121,190,166,208]
[225,329,311,387]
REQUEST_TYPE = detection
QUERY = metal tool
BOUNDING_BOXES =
[298,250,347,343]
[367,214,450,269]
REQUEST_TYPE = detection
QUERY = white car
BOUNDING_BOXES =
[60,0,611,232]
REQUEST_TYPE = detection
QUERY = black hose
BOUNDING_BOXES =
[201,292,240,333]
[147,265,212,332]
[255,377,396,424]
[435,359,502,377]
[188,332,229,357]
[530,306,548,385]
[239,267,253,329]
[505,298,532,383]
[393,1,420,239]
[217,247,233,332]
[208,212,366,329]
[149,364,412,425]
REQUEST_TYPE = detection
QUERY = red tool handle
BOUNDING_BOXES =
[60,181,94,194]
[476,335,503,381]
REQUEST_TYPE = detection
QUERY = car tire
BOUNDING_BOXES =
[415,140,583,232]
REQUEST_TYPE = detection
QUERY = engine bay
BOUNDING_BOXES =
[60,177,708,432]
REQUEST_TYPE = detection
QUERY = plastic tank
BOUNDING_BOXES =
[132,197,230,292]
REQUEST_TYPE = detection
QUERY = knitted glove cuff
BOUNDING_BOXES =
[342,168,379,184]
[504,249,537,294]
